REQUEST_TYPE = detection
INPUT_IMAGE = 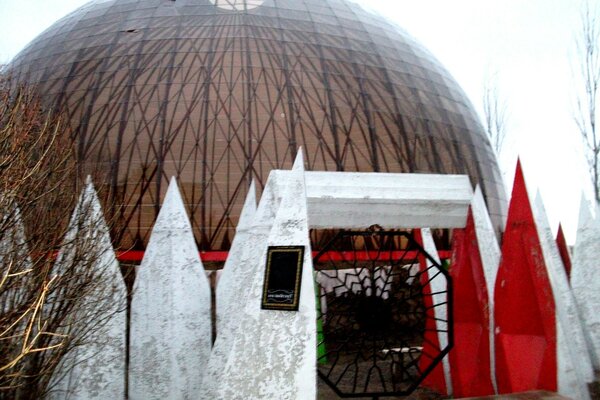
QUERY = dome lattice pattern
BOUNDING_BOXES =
[8,0,506,250]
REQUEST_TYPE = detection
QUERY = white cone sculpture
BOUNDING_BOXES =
[201,170,286,397]
[572,195,600,369]
[216,179,257,334]
[204,150,316,399]
[533,194,593,399]
[49,178,127,400]
[471,186,501,393]
[419,228,453,395]
[129,177,211,400]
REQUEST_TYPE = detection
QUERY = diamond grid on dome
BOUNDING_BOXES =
[7,0,506,251]
[210,0,264,11]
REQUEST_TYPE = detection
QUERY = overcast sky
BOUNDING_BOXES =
[0,0,592,242]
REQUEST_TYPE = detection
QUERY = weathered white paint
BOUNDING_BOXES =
[420,228,453,396]
[470,186,500,394]
[129,177,211,400]
[202,151,316,399]
[201,172,284,398]
[203,169,473,397]
[231,170,472,230]
[533,194,592,399]
[572,195,600,370]
[305,172,472,228]
[49,179,127,400]
[216,179,257,334]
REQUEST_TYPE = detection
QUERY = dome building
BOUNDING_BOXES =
[6,0,506,251]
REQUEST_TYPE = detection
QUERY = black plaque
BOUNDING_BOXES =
[261,246,305,311]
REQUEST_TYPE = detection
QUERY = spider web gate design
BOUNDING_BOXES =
[313,229,453,398]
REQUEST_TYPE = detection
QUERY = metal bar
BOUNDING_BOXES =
[115,249,452,263]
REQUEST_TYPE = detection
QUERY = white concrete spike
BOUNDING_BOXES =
[129,177,211,400]
[472,186,500,292]
[238,179,257,231]
[572,194,600,369]
[205,161,316,399]
[533,193,593,399]
[252,172,285,230]
[420,228,453,396]
[201,174,283,398]
[471,185,500,394]
[49,180,126,400]
[292,147,304,171]
[216,180,257,334]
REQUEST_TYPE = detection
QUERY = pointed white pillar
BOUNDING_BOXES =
[204,150,316,399]
[201,181,259,394]
[49,178,127,400]
[533,194,593,399]
[216,180,257,334]
[201,171,285,398]
[420,228,453,396]
[129,177,211,400]
[572,195,600,369]
[471,186,500,394]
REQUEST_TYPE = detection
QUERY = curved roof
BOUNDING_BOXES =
[8,0,506,250]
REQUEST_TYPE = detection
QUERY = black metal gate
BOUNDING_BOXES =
[313,229,453,398]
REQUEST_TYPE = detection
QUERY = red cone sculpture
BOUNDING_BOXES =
[494,161,557,393]
[449,211,495,397]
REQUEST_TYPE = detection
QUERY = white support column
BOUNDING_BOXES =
[471,186,500,394]
[420,228,453,396]
[533,194,592,399]
[129,177,211,400]
[204,150,316,399]
[49,179,127,400]
[572,195,600,369]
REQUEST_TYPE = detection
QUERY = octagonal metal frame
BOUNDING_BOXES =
[313,229,453,398]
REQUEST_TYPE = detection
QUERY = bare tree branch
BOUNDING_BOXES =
[0,73,120,400]
[483,72,509,154]
[574,0,600,203]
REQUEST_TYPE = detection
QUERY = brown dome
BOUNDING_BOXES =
[6,0,506,250]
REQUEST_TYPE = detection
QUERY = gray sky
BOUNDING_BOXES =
[0,0,591,242]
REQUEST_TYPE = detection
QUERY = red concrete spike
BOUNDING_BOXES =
[555,224,572,281]
[449,211,495,397]
[414,229,448,396]
[494,160,557,393]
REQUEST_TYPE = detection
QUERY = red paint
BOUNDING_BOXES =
[448,211,495,397]
[116,250,229,262]
[555,224,572,281]
[494,160,557,393]
[116,249,452,264]
[414,228,448,396]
